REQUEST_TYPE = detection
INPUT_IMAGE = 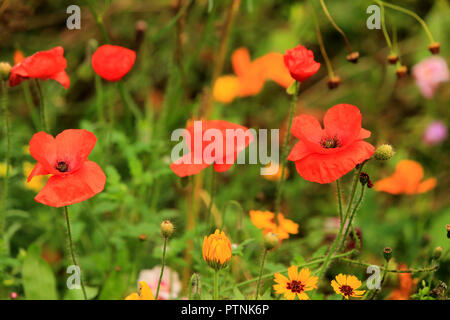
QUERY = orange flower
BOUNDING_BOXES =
[273,266,318,300]
[13,50,25,65]
[388,264,416,300]
[374,160,436,194]
[213,47,294,103]
[262,162,289,182]
[331,274,365,299]
[249,210,299,241]
[202,229,232,270]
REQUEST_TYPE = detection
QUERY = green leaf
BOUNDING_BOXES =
[22,244,58,300]
[233,287,245,300]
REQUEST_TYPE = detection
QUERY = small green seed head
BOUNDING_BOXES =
[374,144,395,161]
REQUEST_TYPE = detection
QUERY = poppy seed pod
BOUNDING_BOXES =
[396,65,408,78]
[432,246,443,260]
[160,220,174,238]
[387,54,399,64]
[0,62,12,80]
[202,229,232,270]
[374,144,394,160]
[428,42,440,55]
[446,224,450,239]
[327,76,341,89]
[346,52,360,63]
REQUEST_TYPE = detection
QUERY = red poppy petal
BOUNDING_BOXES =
[170,153,210,177]
[214,162,234,172]
[294,141,375,184]
[54,129,97,172]
[24,47,67,79]
[29,132,58,174]
[49,70,70,90]
[357,128,371,140]
[323,104,362,146]
[35,161,106,207]
[291,114,324,152]
[92,45,136,81]
[27,163,50,182]
[287,141,312,161]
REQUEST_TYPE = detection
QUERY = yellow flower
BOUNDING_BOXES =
[331,274,366,299]
[125,281,155,300]
[249,210,299,241]
[0,162,9,177]
[202,229,232,270]
[213,75,240,103]
[273,266,318,300]
[262,162,289,182]
[23,161,48,192]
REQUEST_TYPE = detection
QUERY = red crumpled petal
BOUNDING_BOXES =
[35,161,106,207]
[294,141,375,184]
[92,45,136,81]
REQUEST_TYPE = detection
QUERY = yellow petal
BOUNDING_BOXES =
[335,273,347,286]
[125,292,140,300]
[288,266,298,281]
[346,275,362,289]
[297,292,310,300]
[284,291,296,300]
[139,281,155,300]
[330,280,341,295]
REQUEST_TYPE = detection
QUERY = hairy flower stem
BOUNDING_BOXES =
[339,258,439,274]
[319,0,352,52]
[208,168,217,230]
[34,80,48,132]
[336,179,343,221]
[376,1,435,44]
[155,237,168,299]
[64,206,87,300]
[338,184,366,252]
[214,269,219,300]
[311,1,335,78]
[86,0,110,43]
[274,81,299,215]
[255,249,268,300]
[1,80,9,245]
[378,2,393,51]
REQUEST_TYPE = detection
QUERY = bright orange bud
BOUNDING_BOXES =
[13,50,25,66]
[202,229,232,270]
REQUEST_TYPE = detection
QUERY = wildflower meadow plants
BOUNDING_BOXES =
[0,0,448,303]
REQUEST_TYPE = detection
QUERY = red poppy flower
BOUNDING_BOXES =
[8,46,70,89]
[284,45,321,82]
[170,120,254,177]
[91,45,136,81]
[288,104,375,184]
[27,129,106,207]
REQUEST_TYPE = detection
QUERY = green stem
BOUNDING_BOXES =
[378,2,393,50]
[155,237,168,299]
[23,82,40,130]
[311,1,335,78]
[64,206,88,300]
[339,258,439,273]
[35,80,48,132]
[336,179,343,221]
[208,168,217,229]
[86,0,110,43]
[319,0,352,52]
[118,81,142,120]
[377,1,435,44]
[255,249,268,300]
[339,184,366,252]
[214,269,219,300]
[274,81,299,215]
[1,80,9,244]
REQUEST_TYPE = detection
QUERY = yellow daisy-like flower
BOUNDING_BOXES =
[273,266,318,300]
[202,229,232,270]
[125,281,155,300]
[331,274,366,299]
[23,161,48,192]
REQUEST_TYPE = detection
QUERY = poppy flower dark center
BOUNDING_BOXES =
[287,280,305,293]
[320,135,341,149]
[340,285,354,296]
[56,161,69,172]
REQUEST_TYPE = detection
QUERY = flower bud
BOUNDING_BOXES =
[432,246,443,260]
[387,54,399,64]
[10,292,18,300]
[396,65,408,78]
[359,172,373,188]
[428,42,440,55]
[160,220,174,238]
[327,76,341,90]
[374,144,394,161]
[202,229,232,270]
[264,232,279,250]
[383,247,392,262]
[446,224,450,239]
[138,234,147,241]
[346,52,360,64]
[0,62,12,81]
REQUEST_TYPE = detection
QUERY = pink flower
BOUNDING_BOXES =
[423,121,447,145]
[412,57,449,99]
[137,266,181,300]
